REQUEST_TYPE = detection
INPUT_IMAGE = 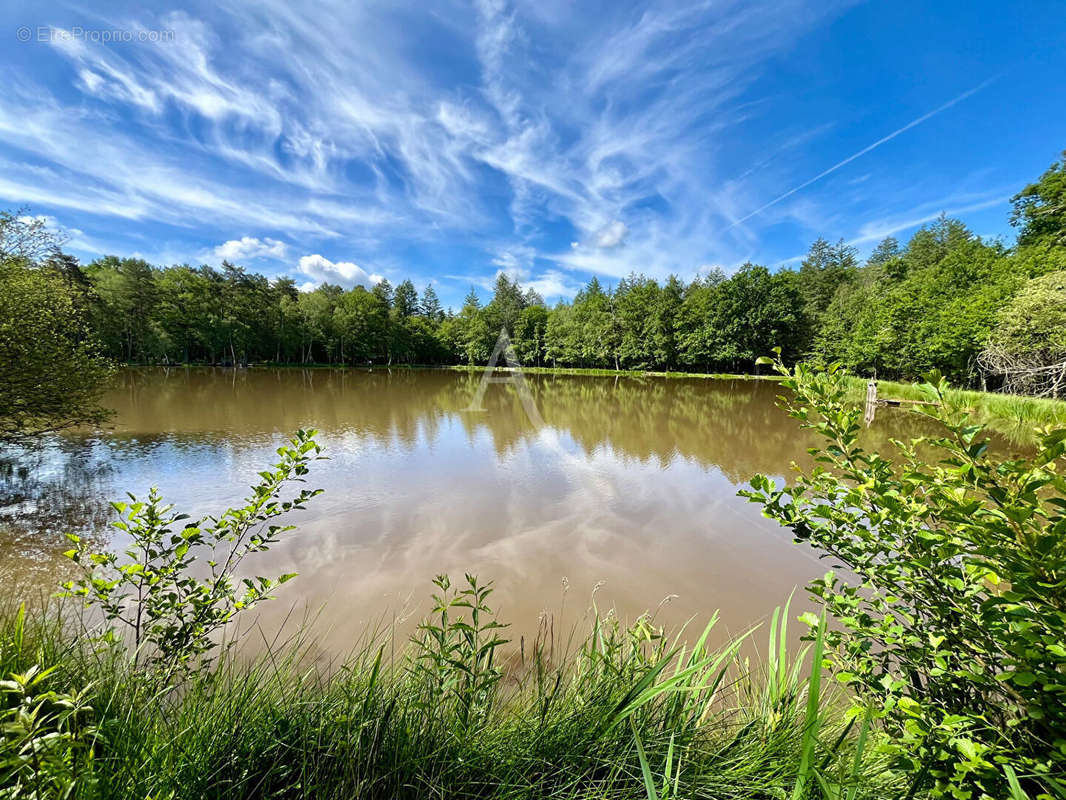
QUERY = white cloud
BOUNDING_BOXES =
[524,269,582,300]
[594,220,627,248]
[848,195,1008,246]
[443,265,581,301]
[0,0,932,293]
[213,236,289,261]
[490,245,536,274]
[296,253,382,290]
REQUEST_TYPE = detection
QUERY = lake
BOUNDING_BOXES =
[0,367,959,658]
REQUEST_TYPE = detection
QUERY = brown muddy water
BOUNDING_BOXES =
[0,367,1007,659]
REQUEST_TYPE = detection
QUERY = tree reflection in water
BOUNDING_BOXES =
[0,438,114,585]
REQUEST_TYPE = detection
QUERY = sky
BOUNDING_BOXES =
[2,0,1064,308]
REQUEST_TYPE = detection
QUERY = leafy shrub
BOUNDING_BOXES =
[60,430,323,675]
[743,355,1066,799]
[0,663,97,799]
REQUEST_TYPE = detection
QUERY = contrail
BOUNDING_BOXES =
[726,77,999,230]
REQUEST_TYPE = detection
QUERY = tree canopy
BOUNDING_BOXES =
[979,270,1066,396]
[4,150,1066,398]
[0,214,113,444]
[1011,150,1066,247]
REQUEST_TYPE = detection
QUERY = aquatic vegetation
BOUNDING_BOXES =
[0,586,898,800]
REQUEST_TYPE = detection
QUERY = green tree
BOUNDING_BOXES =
[867,236,901,267]
[298,285,343,363]
[544,302,578,367]
[419,285,444,321]
[676,271,726,370]
[798,237,858,323]
[485,273,526,334]
[0,208,63,263]
[155,265,211,363]
[980,270,1066,396]
[273,277,302,363]
[84,256,160,363]
[335,285,387,364]
[454,289,491,364]
[812,218,1026,383]
[676,265,804,371]
[512,304,548,366]
[0,257,113,444]
[614,275,657,368]
[1011,150,1066,246]
[650,275,683,369]
[393,279,419,319]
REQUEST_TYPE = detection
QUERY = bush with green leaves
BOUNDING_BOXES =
[0,663,97,800]
[60,430,323,675]
[743,354,1066,799]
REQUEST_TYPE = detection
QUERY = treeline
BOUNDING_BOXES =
[12,151,1066,389]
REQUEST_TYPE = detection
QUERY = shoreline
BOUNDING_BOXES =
[115,362,1066,427]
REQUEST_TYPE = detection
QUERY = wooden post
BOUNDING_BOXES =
[864,379,877,427]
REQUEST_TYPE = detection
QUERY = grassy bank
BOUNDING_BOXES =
[151,361,783,381]
[843,375,1066,434]
[0,593,896,800]
[138,360,1066,428]
[439,363,784,381]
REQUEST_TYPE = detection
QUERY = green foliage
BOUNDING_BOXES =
[60,431,323,675]
[685,264,807,369]
[981,270,1066,397]
[0,586,899,800]
[811,217,1027,382]
[0,257,113,445]
[799,237,858,320]
[992,270,1066,356]
[410,574,510,730]
[744,355,1066,799]
[0,663,97,799]
[1012,150,1066,247]
[0,210,63,264]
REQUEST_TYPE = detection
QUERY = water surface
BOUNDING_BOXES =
[0,367,966,655]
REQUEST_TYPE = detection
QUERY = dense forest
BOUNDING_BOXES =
[5,151,1066,392]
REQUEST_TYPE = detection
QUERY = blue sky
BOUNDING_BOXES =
[2,0,1064,308]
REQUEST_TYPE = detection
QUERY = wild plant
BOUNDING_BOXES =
[0,663,97,799]
[410,574,510,730]
[744,352,1066,798]
[59,430,323,676]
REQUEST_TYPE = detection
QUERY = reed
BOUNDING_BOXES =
[0,586,901,800]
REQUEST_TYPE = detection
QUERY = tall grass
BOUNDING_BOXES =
[0,587,901,799]
[845,376,1066,435]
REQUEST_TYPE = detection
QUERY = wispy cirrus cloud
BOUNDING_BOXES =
[848,194,1011,246]
[727,78,1000,230]
[0,0,1044,301]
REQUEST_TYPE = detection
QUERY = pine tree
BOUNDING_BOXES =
[419,285,444,321]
